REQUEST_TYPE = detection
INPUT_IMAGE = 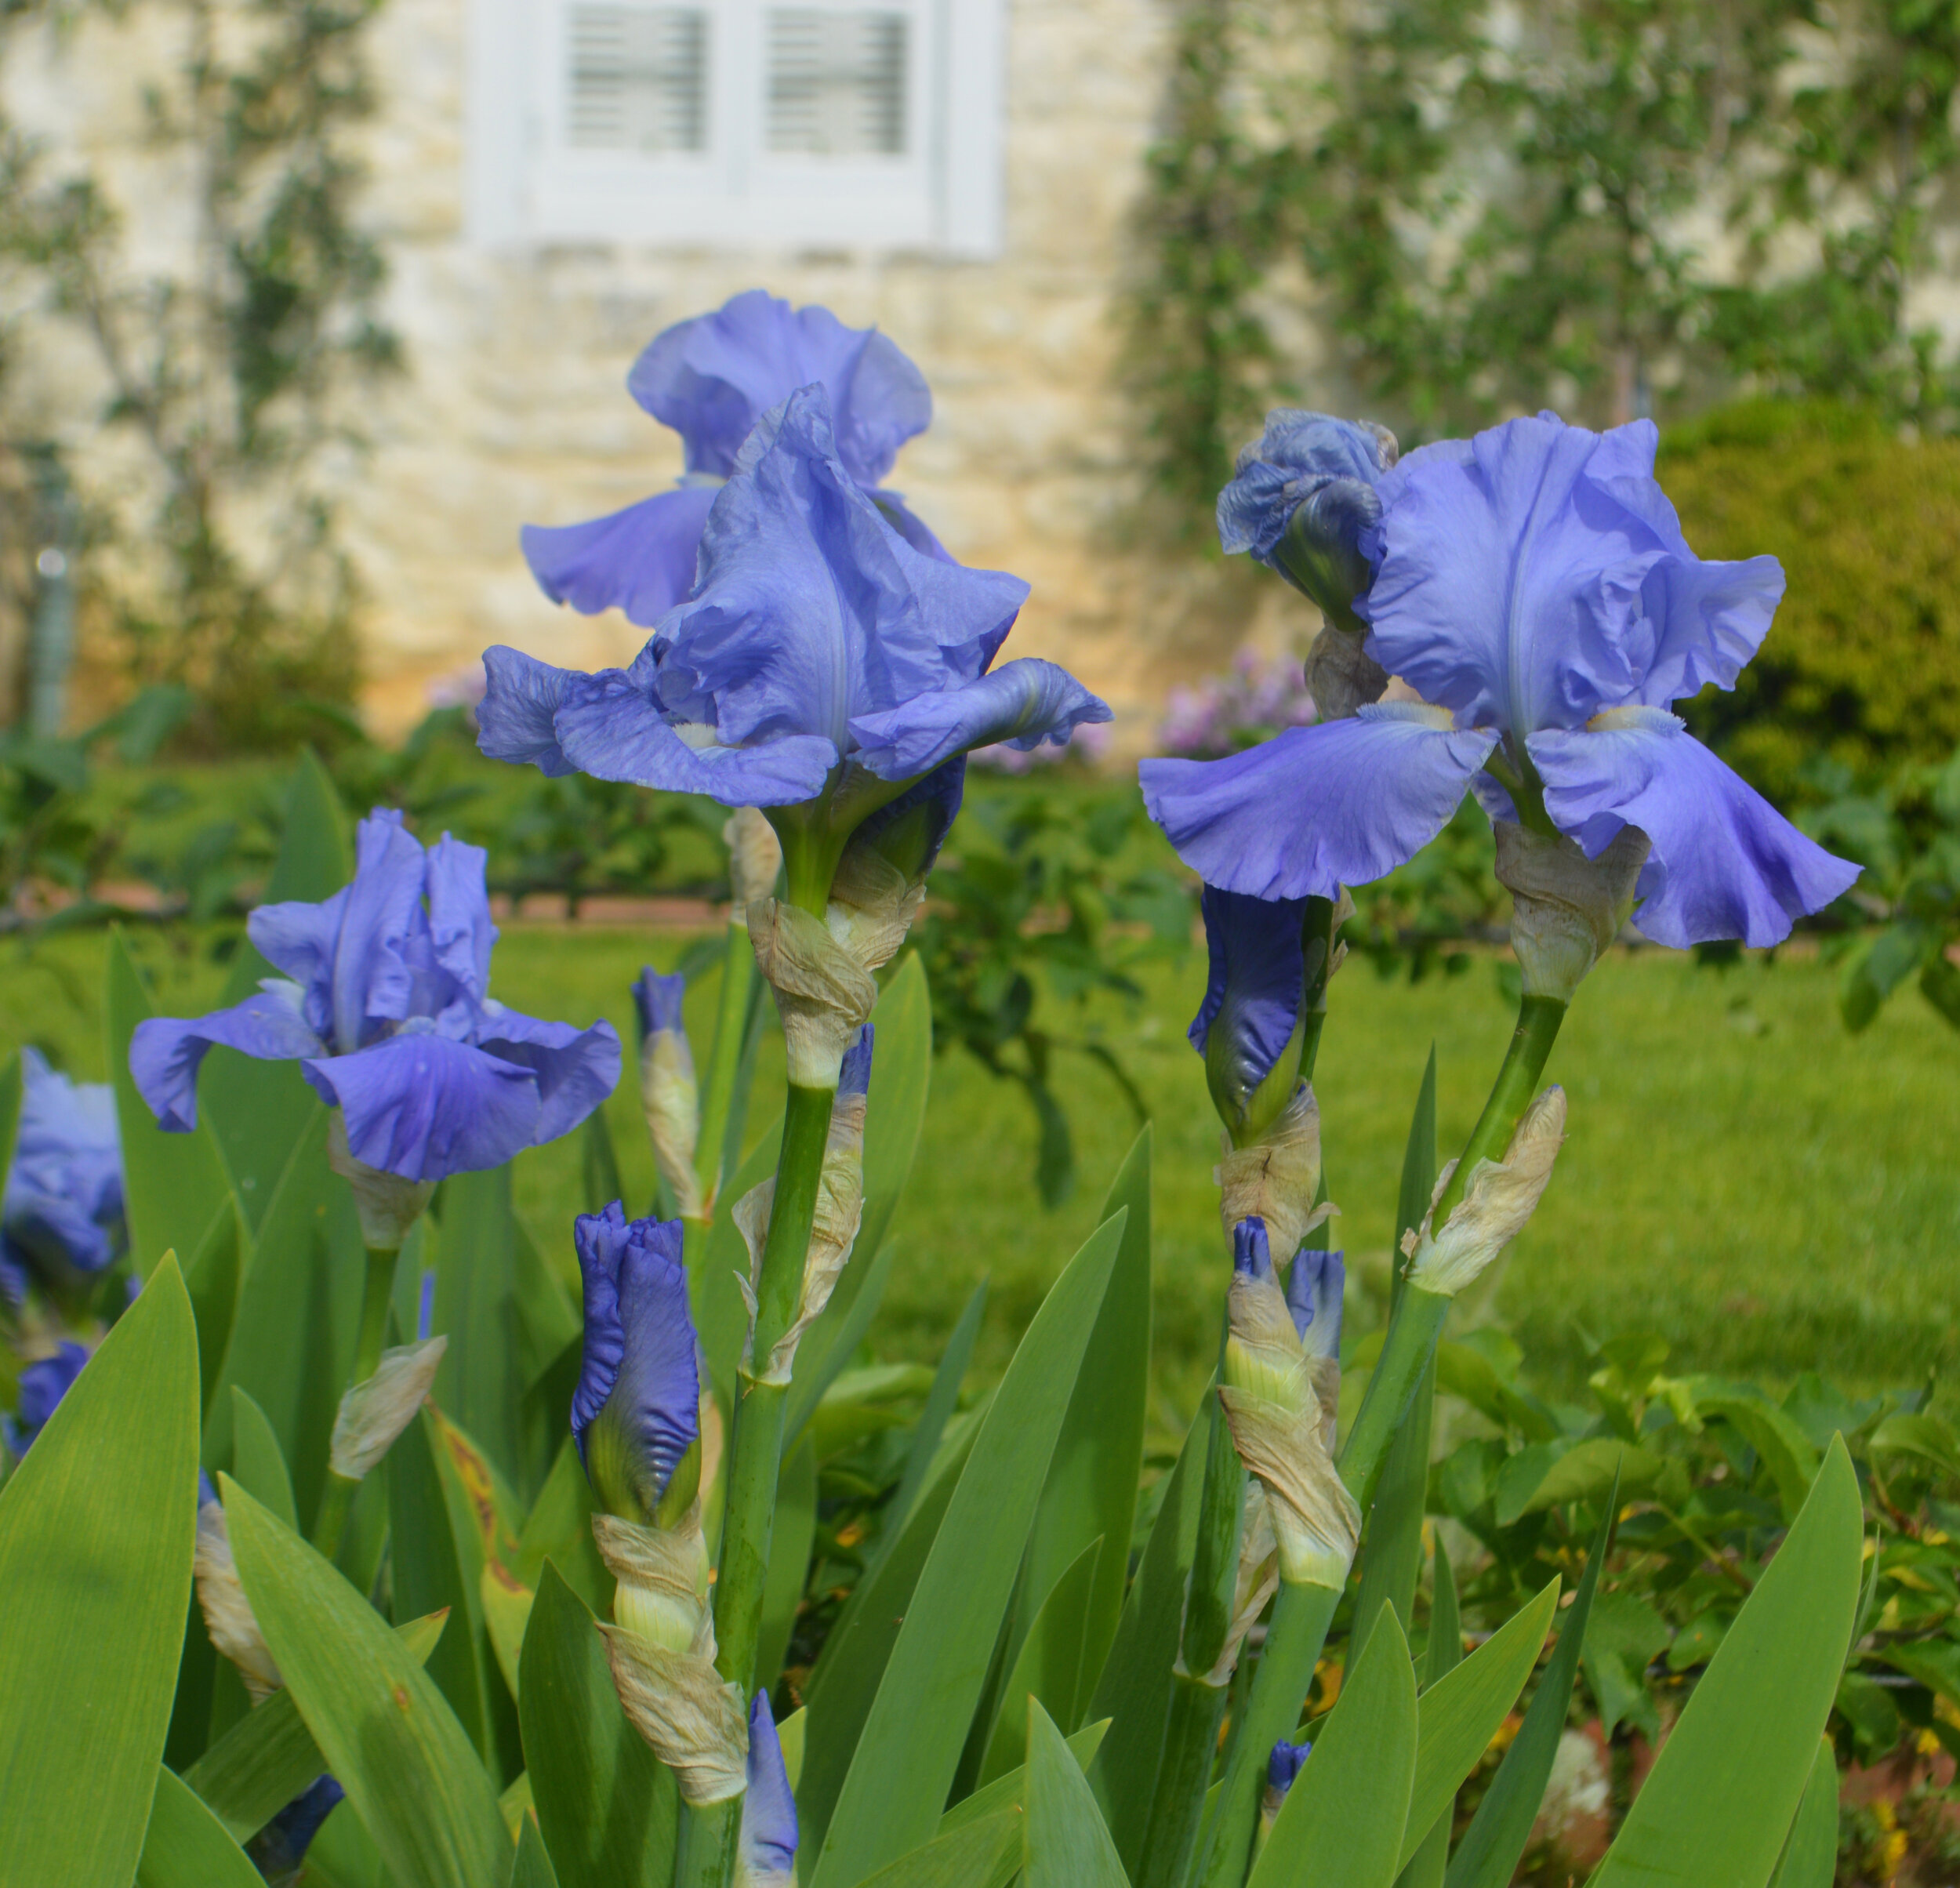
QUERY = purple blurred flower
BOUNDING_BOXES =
[1156,651,1318,761]
[129,809,619,1182]
[2,1049,125,1296]
[483,387,1110,810]
[1145,414,1860,947]
[5,1340,88,1457]
[572,1203,698,1526]
[523,290,945,628]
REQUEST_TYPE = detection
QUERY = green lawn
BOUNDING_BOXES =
[5,923,1955,1421]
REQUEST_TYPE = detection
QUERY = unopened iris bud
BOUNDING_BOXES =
[572,1204,701,1532]
[1261,1739,1312,1832]
[1218,411,1398,719]
[1492,820,1651,1003]
[739,1690,799,1886]
[1192,888,1314,1149]
[1224,1220,1312,1420]
[1287,1247,1345,1448]
[633,969,706,1219]
[199,1475,282,1702]
[1403,1087,1568,1298]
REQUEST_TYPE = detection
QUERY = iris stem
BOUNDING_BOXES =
[310,1242,397,1560]
[692,917,757,1216]
[676,1077,837,1888]
[1139,1671,1232,1888]
[1195,989,1569,1886]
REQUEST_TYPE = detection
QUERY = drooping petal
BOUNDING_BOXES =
[740,1689,800,1883]
[1142,709,1497,901]
[473,1006,622,1146]
[424,833,497,1008]
[331,810,430,1051]
[845,658,1112,780]
[627,289,931,487]
[656,388,1027,753]
[477,646,583,778]
[1191,887,1309,1116]
[130,986,325,1133]
[521,485,721,627]
[1529,710,1861,949]
[302,1033,543,1182]
[550,664,838,806]
[1286,1248,1344,1360]
[1362,416,1787,733]
[572,1203,698,1523]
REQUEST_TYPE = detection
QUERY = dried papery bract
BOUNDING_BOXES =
[749,900,878,1090]
[1179,1479,1282,1686]
[1405,1085,1569,1298]
[1494,821,1650,1002]
[1217,1084,1334,1265]
[328,1335,447,1480]
[724,804,784,912]
[196,1492,282,1704]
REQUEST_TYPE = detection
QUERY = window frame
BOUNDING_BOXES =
[465,0,1006,256]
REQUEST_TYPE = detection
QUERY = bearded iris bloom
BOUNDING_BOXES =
[572,1203,699,1527]
[481,387,1109,828]
[129,810,619,1182]
[1146,414,1860,948]
[2,1049,125,1299]
[523,290,946,628]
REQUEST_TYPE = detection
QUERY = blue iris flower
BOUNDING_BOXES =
[1218,412,1397,629]
[741,1690,799,1883]
[5,1340,88,1457]
[1286,1249,1344,1361]
[2,1049,125,1299]
[1145,413,1861,948]
[572,1203,699,1526]
[481,386,1111,810]
[523,290,946,628]
[1190,886,1312,1141]
[129,809,620,1182]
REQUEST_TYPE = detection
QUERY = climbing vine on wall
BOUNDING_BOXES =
[0,0,399,748]
[1125,0,1960,512]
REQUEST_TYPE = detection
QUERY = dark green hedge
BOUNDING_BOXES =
[1659,401,1960,804]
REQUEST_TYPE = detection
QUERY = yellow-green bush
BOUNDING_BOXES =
[1658,401,1960,804]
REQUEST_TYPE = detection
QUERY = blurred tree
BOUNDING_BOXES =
[0,0,398,749]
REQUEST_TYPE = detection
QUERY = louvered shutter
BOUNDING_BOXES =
[565,5,710,151]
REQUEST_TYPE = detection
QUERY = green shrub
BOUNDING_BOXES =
[1659,400,1960,804]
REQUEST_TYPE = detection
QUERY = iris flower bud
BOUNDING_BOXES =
[740,1690,799,1886]
[1287,1247,1345,1450]
[572,1204,701,1532]
[1261,1739,1312,1832]
[198,1476,282,1702]
[1192,888,1314,1149]
[633,969,706,1219]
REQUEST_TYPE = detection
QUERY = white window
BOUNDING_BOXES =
[467,0,1006,255]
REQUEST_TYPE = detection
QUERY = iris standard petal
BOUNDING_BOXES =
[302,1033,543,1182]
[845,658,1112,780]
[550,667,838,805]
[131,987,325,1133]
[477,646,583,778]
[660,388,1025,753]
[521,485,720,627]
[742,1690,800,1881]
[425,833,497,1007]
[1361,416,1654,732]
[1529,710,1862,949]
[473,1007,623,1145]
[627,289,931,487]
[1142,709,1497,901]
[248,888,348,1039]
[1191,886,1309,1101]
[332,810,430,1051]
